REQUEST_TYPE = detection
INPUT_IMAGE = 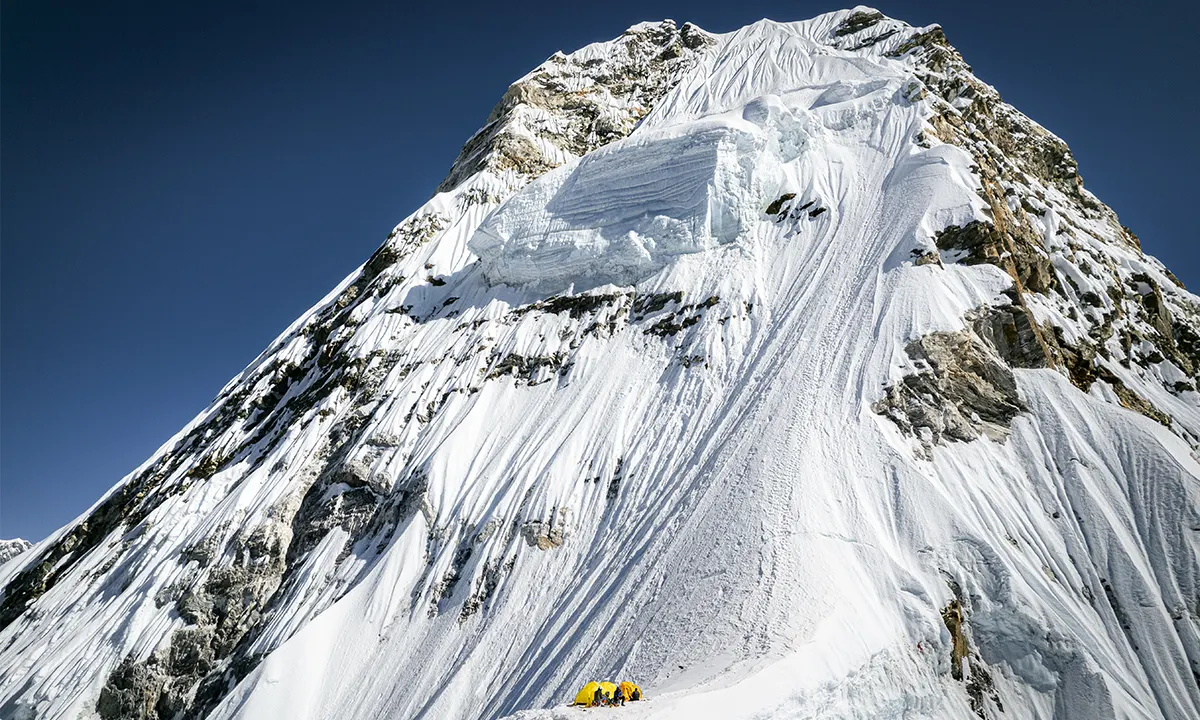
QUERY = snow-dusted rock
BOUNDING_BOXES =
[2,8,1198,720]
[0,540,31,566]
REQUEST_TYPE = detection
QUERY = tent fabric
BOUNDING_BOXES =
[573,680,641,705]
[573,682,601,706]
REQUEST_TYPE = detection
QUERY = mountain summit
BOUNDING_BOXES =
[2,8,1198,719]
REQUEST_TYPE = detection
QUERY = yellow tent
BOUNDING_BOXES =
[573,680,639,706]
[573,682,602,706]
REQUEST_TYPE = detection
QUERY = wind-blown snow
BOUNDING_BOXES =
[471,18,984,293]
[471,119,760,291]
[2,8,1198,720]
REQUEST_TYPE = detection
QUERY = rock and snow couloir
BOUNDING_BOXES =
[2,8,1199,720]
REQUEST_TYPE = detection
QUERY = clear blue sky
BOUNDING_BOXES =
[2,0,1197,541]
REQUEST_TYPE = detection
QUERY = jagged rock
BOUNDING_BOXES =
[155,677,194,719]
[874,328,1025,452]
[834,10,884,37]
[177,587,215,625]
[766,192,796,215]
[941,596,969,681]
[428,544,474,616]
[512,291,631,320]
[1131,272,1174,340]
[487,351,569,384]
[1095,367,1173,426]
[891,25,949,55]
[632,290,683,317]
[438,20,716,193]
[1173,320,1200,375]
[459,555,515,622]
[934,221,1056,294]
[940,582,1003,719]
[520,508,571,550]
[490,132,559,178]
[913,249,942,267]
[679,22,713,50]
[968,302,1053,370]
[6,11,1200,720]
[97,655,164,720]
[167,627,215,677]
[520,524,563,550]
[0,539,31,565]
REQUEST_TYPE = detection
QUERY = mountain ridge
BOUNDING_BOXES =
[2,8,1198,720]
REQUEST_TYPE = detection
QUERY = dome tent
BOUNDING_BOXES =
[571,679,643,706]
[572,681,602,706]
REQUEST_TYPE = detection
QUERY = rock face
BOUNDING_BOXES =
[860,14,1200,458]
[2,9,1199,720]
[872,325,1026,456]
[437,20,715,194]
[0,540,31,565]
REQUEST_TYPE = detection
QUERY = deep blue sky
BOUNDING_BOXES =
[3,1,1196,541]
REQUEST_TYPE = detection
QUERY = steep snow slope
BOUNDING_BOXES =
[2,9,1199,720]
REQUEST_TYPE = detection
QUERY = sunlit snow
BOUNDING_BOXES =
[2,8,1198,720]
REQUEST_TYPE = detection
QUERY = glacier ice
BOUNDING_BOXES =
[470,117,766,291]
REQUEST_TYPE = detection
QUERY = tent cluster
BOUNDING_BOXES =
[572,681,643,707]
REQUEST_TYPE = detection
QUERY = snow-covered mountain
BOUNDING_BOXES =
[0,540,31,566]
[3,8,1198,719]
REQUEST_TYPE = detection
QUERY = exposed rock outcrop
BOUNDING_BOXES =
[520,507,571,550]
[874,325,1026,456]
[438,20,716,193]
[888,15,1196,440]
[940,582,1003,719]
[3,12,1198,720]
[0,540,31,565]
